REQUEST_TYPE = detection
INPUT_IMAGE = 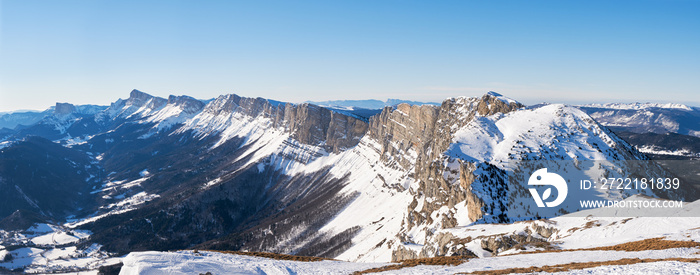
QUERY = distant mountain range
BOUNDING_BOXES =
[306,98,440,109]
[577,103,700,158]
[578,103,700,137]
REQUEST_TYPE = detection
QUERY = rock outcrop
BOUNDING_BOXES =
[126,89,168,111]
[54,103,77,116]
[201,94,369,153]
[365,92,524,260]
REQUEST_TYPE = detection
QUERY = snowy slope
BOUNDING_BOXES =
[119,251,385,275]
[328,98,690,261]
[98,90,168,121]
[203,95,695,263]
[118,198,700,274]
[292,137,417,262]
[117,249,700,275]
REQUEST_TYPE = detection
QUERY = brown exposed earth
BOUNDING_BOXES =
[353,256,475,274]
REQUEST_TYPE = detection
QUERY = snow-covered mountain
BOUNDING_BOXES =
[0,110,49,130]
[1,90,698,273]
[578,102,700,137]
[0,104,107,131]
[0,103,108,143]
[577,102,700,159]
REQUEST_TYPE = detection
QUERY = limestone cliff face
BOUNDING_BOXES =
[365,93,524,261]
[204,94,368,153]
[54,103,77,116]
[368,93,522,169]
[368,103,439,170]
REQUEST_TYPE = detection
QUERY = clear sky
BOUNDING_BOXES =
[1,0,698,112]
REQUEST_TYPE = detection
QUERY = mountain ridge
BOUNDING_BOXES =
[1,89,698,273]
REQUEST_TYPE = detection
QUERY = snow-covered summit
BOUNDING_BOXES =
[100,89,168,120]
[485,91,519,105]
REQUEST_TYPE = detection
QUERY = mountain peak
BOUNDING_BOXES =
[125,89,167,108]
[128,89,156,103]
[130,89,148,97]
[53,102,77,116]
[486,91,503,97]
[482,91,519,106]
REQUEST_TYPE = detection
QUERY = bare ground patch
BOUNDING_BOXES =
[582,237,700,252]
[353,256,475,274]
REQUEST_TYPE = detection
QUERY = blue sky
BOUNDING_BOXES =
[1,0,699,112]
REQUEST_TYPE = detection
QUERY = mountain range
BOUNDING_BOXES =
[577,103,700,159]
[0,90,698,273]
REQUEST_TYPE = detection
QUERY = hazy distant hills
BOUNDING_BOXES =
[0,105,107,131]
[306,98,440,109]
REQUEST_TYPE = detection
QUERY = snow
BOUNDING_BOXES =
[453,200,471,226]
[64,135,93,147]
[31,230,90,246]
[448,104,614,165]
[139,169,150,177]
[581,102,693,111]
[638,145,700,157]
[66,191,159,228]
[552,260,700,274]
[486,91,519,105]
[213,100,696,263]
[119,250,385,275]
[0,141,14,150]
[202,178,222,189]
[0,243,115,274]
[305,138,416,262]
[375,248,700,274]
[0,247,45,270]
[27,223,57,234]
[118,244,700,275]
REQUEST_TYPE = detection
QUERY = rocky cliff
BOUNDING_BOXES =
[358,92,693,261]
[202,94,368,153]
[364,93,524,260]
[54,103,77,116]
